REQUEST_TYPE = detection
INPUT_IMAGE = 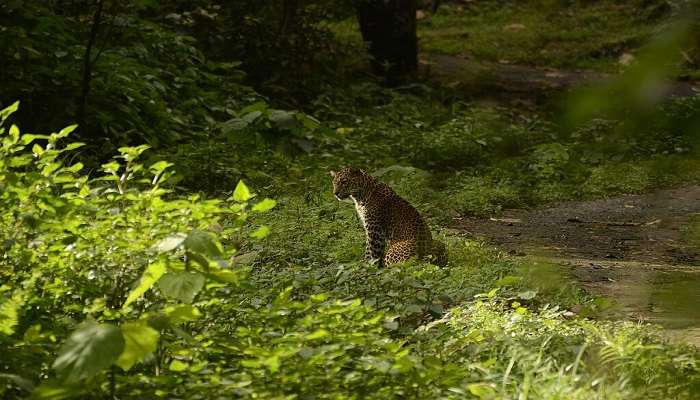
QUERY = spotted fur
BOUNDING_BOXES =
[330,167,447,267]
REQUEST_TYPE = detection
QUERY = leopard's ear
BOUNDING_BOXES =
[329,170,336,178]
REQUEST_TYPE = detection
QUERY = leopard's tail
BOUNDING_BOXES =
[428,240,448,266]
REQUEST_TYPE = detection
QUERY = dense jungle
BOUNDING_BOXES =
[2,1,700,398]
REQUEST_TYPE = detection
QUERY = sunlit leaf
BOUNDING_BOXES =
[233,180,254,202]
[10,125,20,142]
[0,297,19,335]
[250,225,270,239]
[122,261,167,309]
[206,269,240,284]
[20,134,49,145]
[164,305,202,324]
[467,383,496,397]
[149,160,173,173]
[306,329,329,340]
[9,155,32,167]
[56,125,77,139]
[101,162,120,175]
[154,233,187,253]
[251,198,276,212]
[65,162,84,173]
[29,380,84,399]
[263,355,280,373]
[169,360,188,372]
[0,101,19,124]
[116,323,159,371]
[63,142,85,151]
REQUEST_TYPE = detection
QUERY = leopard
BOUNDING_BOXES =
[330,167,447,267]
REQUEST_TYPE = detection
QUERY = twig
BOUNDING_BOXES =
[566,217,643,227]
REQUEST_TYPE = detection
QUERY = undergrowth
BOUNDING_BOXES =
[3,77,700,398]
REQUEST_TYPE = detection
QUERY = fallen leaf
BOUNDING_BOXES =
[503,23,526,32]
[489,217,522,224]
[618,53,636,66]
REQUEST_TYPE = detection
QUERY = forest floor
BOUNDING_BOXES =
[423,53,700,100]
[455,185,700,345]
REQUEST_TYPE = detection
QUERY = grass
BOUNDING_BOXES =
[419,0,671,72]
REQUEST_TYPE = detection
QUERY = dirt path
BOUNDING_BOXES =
[454,186,700,345]
[427,52,700,344]
[423,53,700,99]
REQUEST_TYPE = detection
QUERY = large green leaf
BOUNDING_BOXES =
[154,233,187,253]
[52,322,125,383]
[268,110,296,130]
[169,359,189,372]
[158,272,205,303]
[0,101,19,124]
[116,323,160,371]
[122,261,167,309]
[251,198,277,212]
[184,230,223,258]
[233,180,254,202]
[164,305,202,324]
[29,380,84,400]
[250,225,270,239]
[149,160,173,174]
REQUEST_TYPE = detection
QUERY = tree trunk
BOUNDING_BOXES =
[77,0,104,131]
[279,0,299,37]
[356,0,418,79]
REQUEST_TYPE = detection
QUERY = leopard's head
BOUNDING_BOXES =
[329,167,371,200]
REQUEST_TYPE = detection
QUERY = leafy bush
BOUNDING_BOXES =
[0,1,252,157]
[414,298,700,399]
[0,101,271,396]
[3,100,700,398]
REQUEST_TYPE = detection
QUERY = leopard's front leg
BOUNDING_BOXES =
[363,219,386,266]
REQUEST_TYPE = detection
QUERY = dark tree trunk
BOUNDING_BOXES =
[279,0,299,37]
[77,0,104,131]
[356,0,418,79]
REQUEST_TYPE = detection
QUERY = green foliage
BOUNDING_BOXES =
[115,322,159,371]
[0,103,271,397]
[0,1,251,154]
[414,299,700,399]
[52,322,125,383]
[2,99,700,399]
[145,0,360,98]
